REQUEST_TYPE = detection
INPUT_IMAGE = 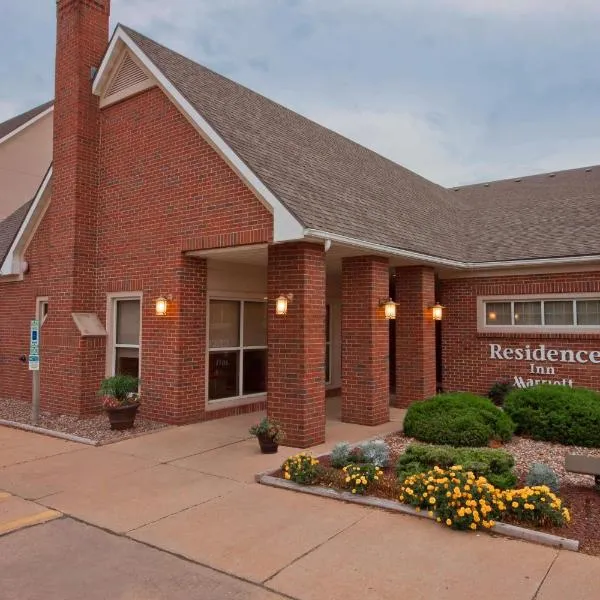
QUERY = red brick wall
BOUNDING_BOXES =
[394,266,437,407]
[440,272,600,394]
[0,80,273,422]
[95,86,272,422]
[341,256,390,425]
[267,242,326,447]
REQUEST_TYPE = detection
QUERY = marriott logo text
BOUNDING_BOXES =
[489,344,600,365]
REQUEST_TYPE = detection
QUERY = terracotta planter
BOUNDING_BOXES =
[257,434,279,454]
[105,403,140,430]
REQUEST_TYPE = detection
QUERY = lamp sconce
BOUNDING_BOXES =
[275,293,293,316]
[379,297,398,320]
[430,302,445,321]
[155,294,173,316]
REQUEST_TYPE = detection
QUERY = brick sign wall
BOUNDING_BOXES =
[440,271,600,395]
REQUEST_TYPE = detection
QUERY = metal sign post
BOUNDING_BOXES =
[29,320,40,425]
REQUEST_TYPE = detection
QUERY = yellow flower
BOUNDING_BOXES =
[446,519,452,526]
[352,489,357,494]
[512,502,518,509]
[284,473,291,480]
[429,497,436,504]
[470,523,477,530]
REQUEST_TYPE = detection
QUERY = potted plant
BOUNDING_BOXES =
[249,417,285,454]
[98,374,140,430]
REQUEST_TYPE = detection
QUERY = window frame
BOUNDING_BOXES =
[106,292,143,378]
[206,295,267,407]
[478,293,600,334]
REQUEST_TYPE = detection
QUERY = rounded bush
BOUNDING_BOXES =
[403,392,515,447]
[504,385,600,447]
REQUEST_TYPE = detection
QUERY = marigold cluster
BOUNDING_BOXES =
[342,463,383,494]
[282,452,320,484]
[399,466,570,531]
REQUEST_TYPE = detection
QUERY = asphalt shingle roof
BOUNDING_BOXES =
[0,101,53,141]
[123,26,468,262]
[2,29,600,269]
[457,166,600,262]
[0,200,31,267]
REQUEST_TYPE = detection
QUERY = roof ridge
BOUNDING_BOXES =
[454,164,600,191]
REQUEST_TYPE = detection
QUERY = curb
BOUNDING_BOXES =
[257,473,580,552]
[0,419,99,446]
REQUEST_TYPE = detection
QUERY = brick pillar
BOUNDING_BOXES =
[173,256,207,424]
[267,242,326,448]
[41,0,110,415]
[341,256,390,425]
[394,266,436,407]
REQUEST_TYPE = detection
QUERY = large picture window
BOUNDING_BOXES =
[112,298,141,378]
[208,299,267,402]
[482,296,600,331]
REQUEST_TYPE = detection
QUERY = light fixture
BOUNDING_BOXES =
[488,311,497,321]
[431,302,445,321]
[379,298,397,320]
[275,293,293,316]
[155,295,171,316]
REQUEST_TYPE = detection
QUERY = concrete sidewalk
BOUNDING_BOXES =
[1,408,599,599]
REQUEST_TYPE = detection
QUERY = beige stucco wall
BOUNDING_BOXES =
[207,259,342,389]
[0,111,53,221]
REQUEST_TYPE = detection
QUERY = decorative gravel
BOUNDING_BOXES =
[0,398,167,444]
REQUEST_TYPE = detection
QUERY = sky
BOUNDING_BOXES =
[1,0,600,186]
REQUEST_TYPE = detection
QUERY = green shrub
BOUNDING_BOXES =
[403,393,515,447]
[396,444,517,489]
[282,453,320,484]
[526,463,560,493]
[488,378,514,407]
[504,385,600,447]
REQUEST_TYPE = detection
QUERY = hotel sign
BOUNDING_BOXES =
[488,343,600,388]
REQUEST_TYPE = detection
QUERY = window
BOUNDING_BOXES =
[482,296,600,331]
[37,299,49,327]
[208,299,267,402]
[113,298,141,378]
[325,304,331,384]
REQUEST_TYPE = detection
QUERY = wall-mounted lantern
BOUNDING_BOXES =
[430,302,445,321]
[379,298,398,320]
[155,295,172,316]
[275,293,293,316]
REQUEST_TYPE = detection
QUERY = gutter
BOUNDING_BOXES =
[304,229,600,271]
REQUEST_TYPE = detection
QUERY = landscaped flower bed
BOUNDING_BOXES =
[270,433,600,554]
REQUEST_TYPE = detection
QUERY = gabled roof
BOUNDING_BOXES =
[4,27,600,273]
[457,165,600,262]
[119,26,468,262]
[0,100,53,144]
[0,200,33,267]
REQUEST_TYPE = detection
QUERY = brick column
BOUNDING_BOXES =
[394,266,436,407]
[267,242,326,448]
[341,256,390,425]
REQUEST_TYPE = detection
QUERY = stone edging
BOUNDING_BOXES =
[256,474,580,552]
[0,419,99,446]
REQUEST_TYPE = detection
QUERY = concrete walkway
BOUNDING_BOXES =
[1,406,599,600]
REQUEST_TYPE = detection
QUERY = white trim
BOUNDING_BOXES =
[0,167,53,276]
[304,229,600,271]
[105,292,143,378]
[0,105,53,147]
[477,293,600,334]
[36,297,49,327]
[93,27,304,242]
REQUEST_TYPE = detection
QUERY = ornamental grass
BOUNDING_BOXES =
[399,466,570,531]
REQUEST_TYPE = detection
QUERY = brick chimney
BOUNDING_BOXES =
[42,0,110,415]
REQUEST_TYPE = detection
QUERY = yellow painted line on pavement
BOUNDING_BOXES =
[0,509,62,536]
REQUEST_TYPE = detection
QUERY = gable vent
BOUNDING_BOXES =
[106,53,150,96]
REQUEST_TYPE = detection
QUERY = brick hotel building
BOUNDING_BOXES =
[2,0,600,447]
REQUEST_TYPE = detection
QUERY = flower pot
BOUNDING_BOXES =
[257,434,279,454]
[105,403,140,430]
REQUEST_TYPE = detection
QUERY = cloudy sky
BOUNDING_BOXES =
[1,0,600,186]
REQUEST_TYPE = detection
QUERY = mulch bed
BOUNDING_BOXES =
[275,431,600,555]
[0,397,168,444]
